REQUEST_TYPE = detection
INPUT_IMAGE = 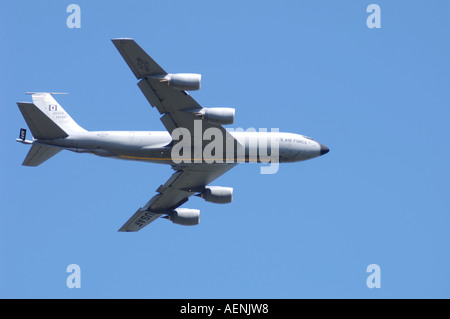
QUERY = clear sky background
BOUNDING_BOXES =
[1,1,449,298]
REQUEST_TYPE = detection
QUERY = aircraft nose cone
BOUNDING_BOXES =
[319,143,330,156]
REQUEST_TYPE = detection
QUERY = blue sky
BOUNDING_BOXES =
[1,0,449,298]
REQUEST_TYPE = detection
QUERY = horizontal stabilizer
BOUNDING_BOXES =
[17,102,68,139]
[22,143,62,167]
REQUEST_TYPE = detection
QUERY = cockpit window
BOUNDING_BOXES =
[302,135,314,141]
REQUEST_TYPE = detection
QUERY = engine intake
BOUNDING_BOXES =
[164,73,201,91]
[200,108,235,125]
[166,208,200,226]
[197,186,233,204]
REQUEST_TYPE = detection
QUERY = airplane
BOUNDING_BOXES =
[16,39,329,232]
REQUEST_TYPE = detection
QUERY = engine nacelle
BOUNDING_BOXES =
[168,208,200,226]
[201,108,235,125]
[199,186,233,204]
[164,73,201,91]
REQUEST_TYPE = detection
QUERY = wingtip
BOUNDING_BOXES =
[118,225,139,232]
[111,38,134,43]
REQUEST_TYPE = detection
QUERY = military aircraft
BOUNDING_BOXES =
[16,39,329,232]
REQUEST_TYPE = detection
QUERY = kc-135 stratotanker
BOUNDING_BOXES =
[17,39,329,231]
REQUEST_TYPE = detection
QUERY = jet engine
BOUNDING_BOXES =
[165,208,200,226]
[197,186,233,204]
[163,73,201,91]
[200,108,235,125]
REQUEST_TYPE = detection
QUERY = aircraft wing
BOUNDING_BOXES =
[112,39,239,232]
[112,39,236,145]
[118,163,236,232]
[111,38,167,78]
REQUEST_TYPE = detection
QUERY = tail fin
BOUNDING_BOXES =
[22,143,62,167]
[17,93,86,139]
[17,92,86,166]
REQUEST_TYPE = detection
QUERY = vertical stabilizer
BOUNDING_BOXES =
[27,93,86,135]
[17,92,86,166]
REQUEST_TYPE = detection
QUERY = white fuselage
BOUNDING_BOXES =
[42,130,327,165]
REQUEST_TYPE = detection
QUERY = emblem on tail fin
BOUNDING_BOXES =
[19,128,26,141]
[16,128,32,145]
